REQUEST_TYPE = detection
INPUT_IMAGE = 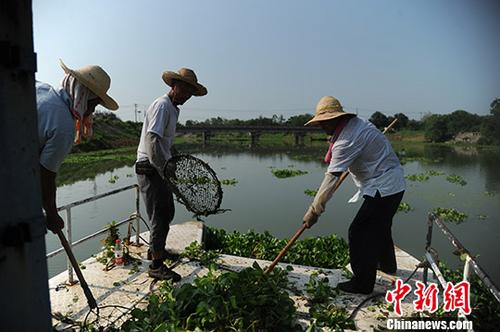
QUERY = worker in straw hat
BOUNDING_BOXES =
[37,60,118,234]
[303,96,405,294]
[135,68,207,281]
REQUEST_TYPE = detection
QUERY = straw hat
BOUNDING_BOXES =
[59,60,119,110]
[304,96,355,126]
[162,68,207,96]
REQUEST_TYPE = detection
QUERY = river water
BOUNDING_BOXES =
[46,143,500,287]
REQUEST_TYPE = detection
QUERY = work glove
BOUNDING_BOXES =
[46,212,65,234]
[303,206,319,229]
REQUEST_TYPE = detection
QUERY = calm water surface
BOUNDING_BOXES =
[46,144,500,287]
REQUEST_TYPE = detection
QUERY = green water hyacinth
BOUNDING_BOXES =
[205,227,350,269]
[121,263,302,332]
[446,174,467,186]
[272,168,308,178]
[221,178,238,185]
[432,207,468,224]
[397,202,413,213]
[304,189,318,197]
[405,169,444,182]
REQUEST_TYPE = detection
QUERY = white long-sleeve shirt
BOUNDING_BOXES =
[327,117,405,202]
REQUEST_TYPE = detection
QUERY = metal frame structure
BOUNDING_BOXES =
[46,184,143,284]
[423,213,500,319]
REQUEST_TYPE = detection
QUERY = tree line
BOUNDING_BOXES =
[179,98,499,145]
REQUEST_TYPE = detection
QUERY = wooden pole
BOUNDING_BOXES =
[57,230,97,309]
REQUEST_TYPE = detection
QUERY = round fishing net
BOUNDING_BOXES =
[164,154,224,217]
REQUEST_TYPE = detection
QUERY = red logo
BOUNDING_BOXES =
[385,279,412,316]
[386,279,471,316]
[443,281,471,315]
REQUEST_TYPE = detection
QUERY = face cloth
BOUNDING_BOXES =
[324,116,351,164]
[61,74,96,144]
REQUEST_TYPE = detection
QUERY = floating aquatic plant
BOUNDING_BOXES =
[272,168,308,178]
[405,170,443,182]
[304,189,318,197]
[221,178,239,185]
[397,202,413,213]
[405,172,430,182]
[205,227,350,269]
[108,175,119,183]
[432,207,468,224]
[446,174,467,186]
[120,263,301,332]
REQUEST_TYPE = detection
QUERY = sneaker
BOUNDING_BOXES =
[337,280,372,295]
[148,264,181,282]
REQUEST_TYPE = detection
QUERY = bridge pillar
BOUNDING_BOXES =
[294,132,306,145]
[249,131,261,146]
[202,131,211,145]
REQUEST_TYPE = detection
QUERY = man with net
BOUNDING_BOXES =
[136,68,207,281]
[38,60,118,234]
[302,96,405,294]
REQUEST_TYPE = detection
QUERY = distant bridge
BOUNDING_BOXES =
[176,126,324,145]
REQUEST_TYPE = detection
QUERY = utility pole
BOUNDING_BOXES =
[134,103,138,122]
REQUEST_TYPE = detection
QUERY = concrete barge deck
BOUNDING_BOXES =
[49,221,431,331]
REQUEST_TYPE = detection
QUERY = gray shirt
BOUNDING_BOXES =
[36,81,75,173]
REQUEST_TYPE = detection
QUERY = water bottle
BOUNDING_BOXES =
[114,239,124,265]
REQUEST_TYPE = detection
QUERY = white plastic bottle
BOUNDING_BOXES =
[114,239,124,266]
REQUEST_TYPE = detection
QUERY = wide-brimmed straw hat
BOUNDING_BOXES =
[162,68,207,96]
[60,60,119,110]
[304,96,355,126]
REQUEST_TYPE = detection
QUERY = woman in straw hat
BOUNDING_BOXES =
[37,60,118,234]
[303,96,405,294]
[135,68,207,281]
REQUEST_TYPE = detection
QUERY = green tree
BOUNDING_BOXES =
[479,98,500,145]
[446,110,482,136]
[391,113,409,130]
[286,114,314,127]
[424,114,452,142]
[369,111,388,130]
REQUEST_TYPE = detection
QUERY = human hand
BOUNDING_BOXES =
[46,212,64,233]
[303,206,319,229]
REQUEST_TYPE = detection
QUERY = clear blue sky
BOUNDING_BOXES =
[32,0,500,122]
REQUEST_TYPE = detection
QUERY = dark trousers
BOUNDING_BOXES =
[137,171,175,255]
[348,190,404,291]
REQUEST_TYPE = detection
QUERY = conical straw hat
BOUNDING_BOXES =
[60,60,119,110]
[304,96,355,126]
[162,68,207,96]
